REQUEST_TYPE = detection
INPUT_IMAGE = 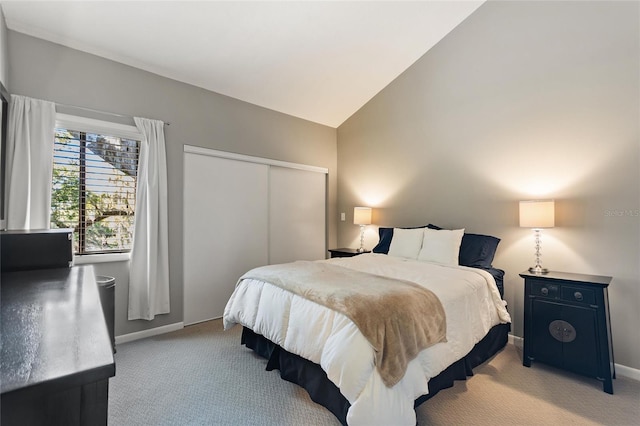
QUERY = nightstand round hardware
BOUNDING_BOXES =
[541,287,549,296]
[574,291,583,301]
[549,320,576,343]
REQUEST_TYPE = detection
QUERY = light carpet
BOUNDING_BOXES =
[109,319,639,425]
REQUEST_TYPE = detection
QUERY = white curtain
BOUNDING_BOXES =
[5,95,56,230]
[128,117,170,320]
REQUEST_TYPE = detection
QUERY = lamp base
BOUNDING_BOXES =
[357,224,366,253]
[528,266,549,274]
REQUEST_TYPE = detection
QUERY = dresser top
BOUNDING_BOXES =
[1,265,115,395]
[0,228,73,235]
[520,270,612,286]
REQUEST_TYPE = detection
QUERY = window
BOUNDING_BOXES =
[50,115,141,255]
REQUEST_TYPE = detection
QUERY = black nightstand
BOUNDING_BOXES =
[328,248,371,258]
[520,270,614,394]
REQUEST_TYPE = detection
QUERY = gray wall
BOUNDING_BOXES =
[7,31,338,337]
[0,8,7,86]
[0,9,7,231]
[337,1,639,370]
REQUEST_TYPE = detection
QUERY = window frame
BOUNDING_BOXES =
[53,113,143,257]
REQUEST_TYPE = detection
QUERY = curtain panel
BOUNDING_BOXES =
[5,95,56,230]
[128,117,170,320]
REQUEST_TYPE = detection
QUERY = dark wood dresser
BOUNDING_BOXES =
[1,230,115,425]
[520,270,614,394]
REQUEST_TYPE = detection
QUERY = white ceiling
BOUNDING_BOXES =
[2,1,484,128]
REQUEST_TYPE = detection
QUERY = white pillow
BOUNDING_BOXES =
[418,228,465,265]
[388,228,424,259]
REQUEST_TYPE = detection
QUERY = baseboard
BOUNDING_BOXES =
[615,363,640,381]
[115,322,184,345]
[507,333,640,381]
[508,333,523,349]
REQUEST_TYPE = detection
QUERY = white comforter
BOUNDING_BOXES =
[223,253,511,425]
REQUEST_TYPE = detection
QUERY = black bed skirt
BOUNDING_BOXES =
[241,322,510,425]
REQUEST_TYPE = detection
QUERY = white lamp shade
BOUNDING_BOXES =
[519,200,555,228]
[353,207,372,225]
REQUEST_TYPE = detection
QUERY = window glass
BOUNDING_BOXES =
[51,127,140,254]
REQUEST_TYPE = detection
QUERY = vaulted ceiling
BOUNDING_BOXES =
[2,1,484,127]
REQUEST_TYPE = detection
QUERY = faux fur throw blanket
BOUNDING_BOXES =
[240,261,447,387]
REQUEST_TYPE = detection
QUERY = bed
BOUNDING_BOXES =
[223,225,511,425]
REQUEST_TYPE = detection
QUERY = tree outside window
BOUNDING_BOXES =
[51,128,139,254]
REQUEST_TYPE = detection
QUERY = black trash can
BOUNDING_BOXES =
[96,275,116,353]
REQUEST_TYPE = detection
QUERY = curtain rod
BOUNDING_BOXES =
[55,101,170,126]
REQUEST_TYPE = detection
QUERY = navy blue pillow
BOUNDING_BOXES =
[429,224,500,268]
[372,227,394,254]
[458,233,500,268]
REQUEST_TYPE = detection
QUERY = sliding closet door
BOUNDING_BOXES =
[269,166,326,264]
[183,153,269,325]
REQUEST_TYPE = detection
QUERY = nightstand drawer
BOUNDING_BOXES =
[561,286,596,305]
[531,281,559,299]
